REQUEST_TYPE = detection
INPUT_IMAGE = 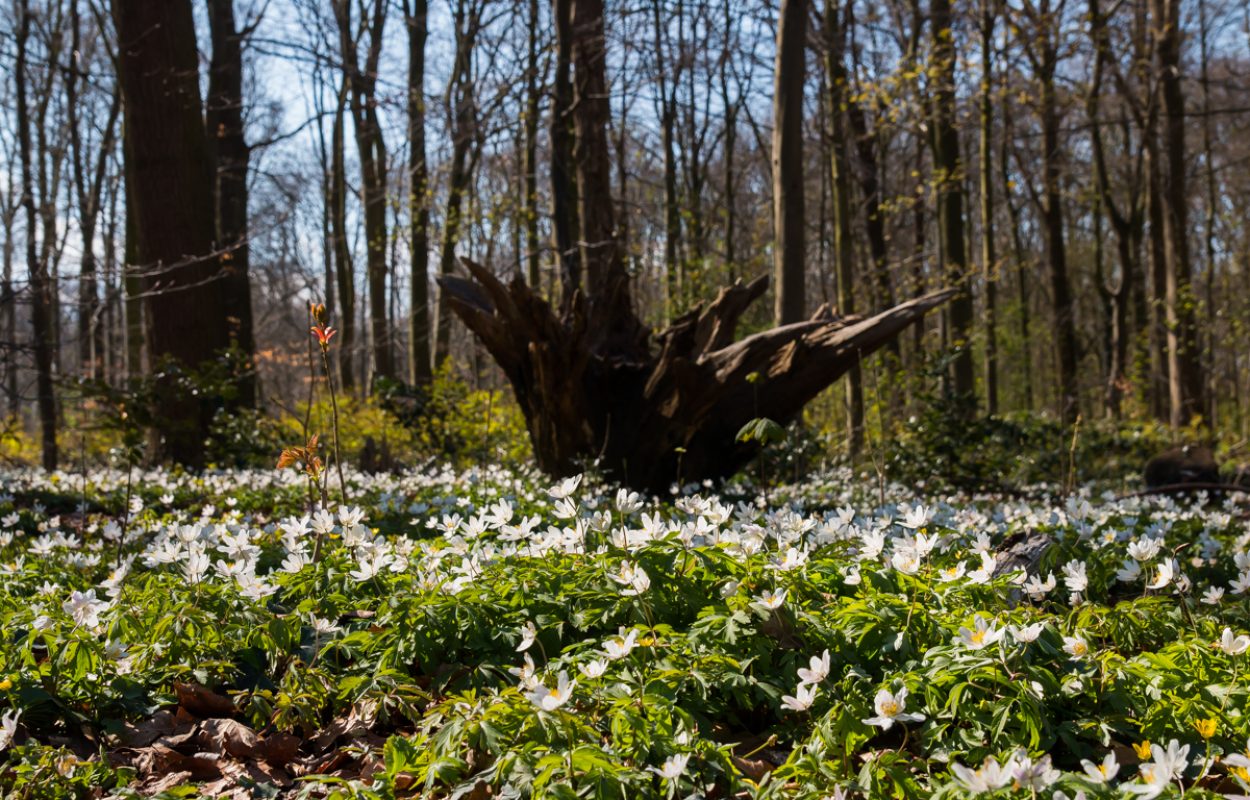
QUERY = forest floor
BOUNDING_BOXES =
[0,463,1248,798]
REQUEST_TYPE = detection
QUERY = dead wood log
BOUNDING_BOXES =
[439,257,953,492]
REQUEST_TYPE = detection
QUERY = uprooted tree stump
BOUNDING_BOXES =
[438,257,953,493]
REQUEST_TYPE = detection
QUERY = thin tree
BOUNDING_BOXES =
[15,0,58,467]
[929,0,975,409]
[334,0,393,381]
[825,0,863,453]
[404,0,432,384]
[206,0,257,406]
[773,0,807,325]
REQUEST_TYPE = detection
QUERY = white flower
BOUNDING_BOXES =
[548,475,583,500]
[1232,571,1250,595]
[578,659,609,679]
[610,562,651,596]
[183,548,210,584]
[1128,536,1164,562]
[781,683,818,712]
[1012,622,1046,644]
[843,565,861,585]
[508,653,539,689]
[516,622,538,652]
[1061,560,1088,593]
[338,505,366,529]
[1126,741,1188,799]
[308,615,342,636]
[62,589,107,628]
[1023,572,1056,600]
[1201,586,1224,605]
[1080,752,1120,783]
[650,752,689,780]
[0,709,20,751]
[527,671,575,712]
[1062,635,1090,660]
[958,616,1005,650]
[797,650,830,685]
[603,629,639,660]
[891,548,921,575]
[280,551,310,573]
[1116,559,1142,583]
[1150,739,1190,781]
[966,551,997,584]
[900,505,932,529]
[754,588,787,610]
[1145,559,1174,590]
[858,528,886,560]
[348,551,391,581]
[862,687,925,730]
[1223,740,1250,769]
[1011,752,1060,790]
[937,561,967,583]
[950,755,1012,794]
[769,547,808,572]
[1217,627,1250,656]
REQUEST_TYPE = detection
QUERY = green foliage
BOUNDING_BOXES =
[374,364,531,468]
[882,394,1183,492]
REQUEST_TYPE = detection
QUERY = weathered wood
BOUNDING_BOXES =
[440,257,952,491]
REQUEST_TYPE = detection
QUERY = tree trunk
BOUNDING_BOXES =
[330,82,356,394]
[206,0,257,407]
[522,0,542,290]
[405,0,432,384]
[652,0,683,318]
[551,0,579,298]
[16,1,58,469]
[978,0,998,415]
[930,0,975,409]
[1036,15,1078,424]
[335,0,392,382]
[825,0,863,454]
[434,0,478,366]
[1153,0,1203,427]
[114,0,231,466]
[772,0,807,325]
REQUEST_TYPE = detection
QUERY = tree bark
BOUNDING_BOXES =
[17,1,58,469]
[434,0,478,366]
[329,82,356,394]
[825,0,863,454]
[522,0,542,290]
[405,0,432,384]
[114,0,231,466]
[206,0,257,407]
[978,0,998,415]
[1152,0,1203,427]
[551,0,579,299]
[929,0,975,408]
[334,0,392,381]
[772,0,807,325]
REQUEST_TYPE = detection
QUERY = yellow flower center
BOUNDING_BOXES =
[971,630,986,645]
[881,701,899,716]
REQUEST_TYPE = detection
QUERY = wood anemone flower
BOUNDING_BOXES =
[311,324,337,349]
